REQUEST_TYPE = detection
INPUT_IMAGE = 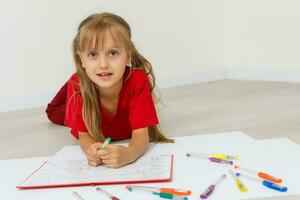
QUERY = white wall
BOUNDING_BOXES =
[223,0,300,81]
[0,0,223,112]
[1,0,300,112]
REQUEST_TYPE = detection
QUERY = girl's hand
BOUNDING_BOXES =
[98,145,133,168]
[86,142,102,167]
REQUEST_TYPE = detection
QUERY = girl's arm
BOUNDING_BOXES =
[127,127,149,162]
[45,82,68,125]
[78,132,98,153]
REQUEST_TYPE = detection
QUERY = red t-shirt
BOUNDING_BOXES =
[64,68,159,140]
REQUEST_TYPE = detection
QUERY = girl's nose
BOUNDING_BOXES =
[99,56,109,69]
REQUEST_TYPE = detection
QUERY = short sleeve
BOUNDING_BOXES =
[129,73,159,130]
[64,74,88,139]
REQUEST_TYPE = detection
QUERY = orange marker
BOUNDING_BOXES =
[126,185,191,196]
[160,188,191,196]
[234,165,282,183]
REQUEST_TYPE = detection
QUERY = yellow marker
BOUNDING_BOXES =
[211,153,239,160]
[235,179,248,192]
[229,169,248,192]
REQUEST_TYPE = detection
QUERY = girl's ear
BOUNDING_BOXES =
[80,62,85,69]
[127,53,132,67]
[127,61,132,68]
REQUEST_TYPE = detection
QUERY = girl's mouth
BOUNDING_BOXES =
[97,72,113,80]
[97,72,113,77]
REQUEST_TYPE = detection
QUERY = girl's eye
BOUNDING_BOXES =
[108,50,119,57]
[88,51,98,58]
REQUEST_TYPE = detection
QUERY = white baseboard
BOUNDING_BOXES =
[226,68,300,82]
[0,92,54,113]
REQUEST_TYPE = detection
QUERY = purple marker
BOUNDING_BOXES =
[200,174,226,199]
[208,157,233,165]
[186,153,233,165]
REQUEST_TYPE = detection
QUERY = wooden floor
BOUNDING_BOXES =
[1,79,300,159]
[1,79,300,199]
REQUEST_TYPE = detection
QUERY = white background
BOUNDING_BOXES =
[0,0,299,111]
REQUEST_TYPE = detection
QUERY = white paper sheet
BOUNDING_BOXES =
[17,154,173,188]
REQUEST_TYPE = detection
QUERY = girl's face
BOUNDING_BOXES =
[79,29,130,91]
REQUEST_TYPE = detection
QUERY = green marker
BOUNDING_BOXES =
[97,137,111,151]
[152,192,188,200]
[127,186,188,200]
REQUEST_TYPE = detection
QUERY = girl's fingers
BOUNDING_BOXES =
[92,148,100,155]
[102,159,123,168]
[98,145,118,156]
[96,142,103,149]
[96,146,111,156]
[87,148,101,158]
[101,159,115,167]
[88,160,98,167]
[87,155,101,163]
[101,154,120,165]
[88,143,101,154]
[87,152,101,159]
[98,151,112,158]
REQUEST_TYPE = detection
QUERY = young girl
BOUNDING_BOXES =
[46,12,173,168]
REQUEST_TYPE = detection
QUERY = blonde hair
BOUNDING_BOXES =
[71,12,173,143]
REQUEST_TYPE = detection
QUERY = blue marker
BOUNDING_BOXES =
[236,172,287,192]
